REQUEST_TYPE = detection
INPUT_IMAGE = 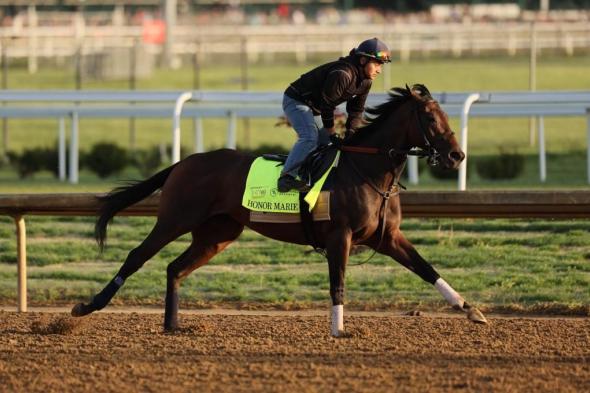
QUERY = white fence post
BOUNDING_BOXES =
[529,22,537,147]
[400,34,411,62]
[163,0,177,69]
[15,214,27,313]
[58,117,66,181]
[227,111,237,149]
[458,93,480,191]
[172,92,192,163]
[69,111,79,184]
[27,4,39,74]
[194,117,204,153]
[538,116,546,182]
[408,156,419,185]
[27,5,38,74]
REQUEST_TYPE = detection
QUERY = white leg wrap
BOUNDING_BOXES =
[331,305,344,337]
[435,278,464,308]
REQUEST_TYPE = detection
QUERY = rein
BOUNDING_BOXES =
[339,145,432,159]
[339,101,442,164]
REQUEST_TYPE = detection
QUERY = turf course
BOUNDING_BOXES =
[0,215,588,314]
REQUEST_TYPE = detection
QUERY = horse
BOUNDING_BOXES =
[71,84,487,337]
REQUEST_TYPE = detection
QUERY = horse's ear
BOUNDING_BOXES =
[405,84,411,94]
[412,84,432,99]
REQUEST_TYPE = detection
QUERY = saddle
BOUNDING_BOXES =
[262,144,339,254]
[262,144,339,190]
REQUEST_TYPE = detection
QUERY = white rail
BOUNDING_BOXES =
[0,90,193,183]
[458,94,481,191]
[0,90,589,188]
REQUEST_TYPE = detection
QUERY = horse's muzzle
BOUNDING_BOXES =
[446,150,465,169]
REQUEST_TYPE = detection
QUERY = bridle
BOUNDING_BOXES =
[410,101,443,167]
[340,100,445,166]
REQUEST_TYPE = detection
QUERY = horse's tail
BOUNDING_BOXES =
[95,164,177,251]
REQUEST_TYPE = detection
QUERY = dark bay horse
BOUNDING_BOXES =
[72,84,487,337]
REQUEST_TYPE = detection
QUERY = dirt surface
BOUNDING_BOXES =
[0,310,589,393]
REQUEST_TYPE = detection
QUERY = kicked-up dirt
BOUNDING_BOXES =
[0,310,588,392]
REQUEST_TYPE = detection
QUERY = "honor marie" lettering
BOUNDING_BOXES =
[247,200,298,211]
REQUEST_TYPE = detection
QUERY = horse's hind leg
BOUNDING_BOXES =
[164,215,244,331]
[72,219,190,317]
[378,229,487,324]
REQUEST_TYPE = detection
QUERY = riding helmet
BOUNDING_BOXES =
[354,37,391,63]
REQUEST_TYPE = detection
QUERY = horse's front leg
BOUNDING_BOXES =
[325,229,352,337]
[378,229,487,324]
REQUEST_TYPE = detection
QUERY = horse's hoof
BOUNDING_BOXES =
[467,307,488,324]
[331,329,345,338]
[71,303,92,317]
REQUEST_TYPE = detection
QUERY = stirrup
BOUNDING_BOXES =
[277,175,310,193]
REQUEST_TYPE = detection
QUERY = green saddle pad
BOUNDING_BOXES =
[242,152,339,213]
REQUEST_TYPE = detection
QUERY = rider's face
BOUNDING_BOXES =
[363,59,383,80]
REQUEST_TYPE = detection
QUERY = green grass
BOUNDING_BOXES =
[0,215,588,313]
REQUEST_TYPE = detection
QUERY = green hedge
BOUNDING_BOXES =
[475,150,525,180]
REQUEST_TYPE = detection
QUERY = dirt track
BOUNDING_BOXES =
[0,310,589,393]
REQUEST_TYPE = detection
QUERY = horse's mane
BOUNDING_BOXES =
[346,84,433,142]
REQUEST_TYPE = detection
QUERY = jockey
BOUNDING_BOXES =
[278,37,391,193]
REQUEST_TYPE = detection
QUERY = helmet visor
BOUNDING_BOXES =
[375,50,391,63]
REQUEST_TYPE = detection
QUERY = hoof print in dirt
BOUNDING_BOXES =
[31,315,85,335]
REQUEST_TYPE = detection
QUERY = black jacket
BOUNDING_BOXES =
[285,56,371,131]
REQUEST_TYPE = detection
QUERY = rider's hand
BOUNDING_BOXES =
[329,133,342,146]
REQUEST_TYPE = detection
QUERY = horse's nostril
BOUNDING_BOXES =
[449,151,464,162]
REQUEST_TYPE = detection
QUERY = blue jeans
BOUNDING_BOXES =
[282,94,330,177]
